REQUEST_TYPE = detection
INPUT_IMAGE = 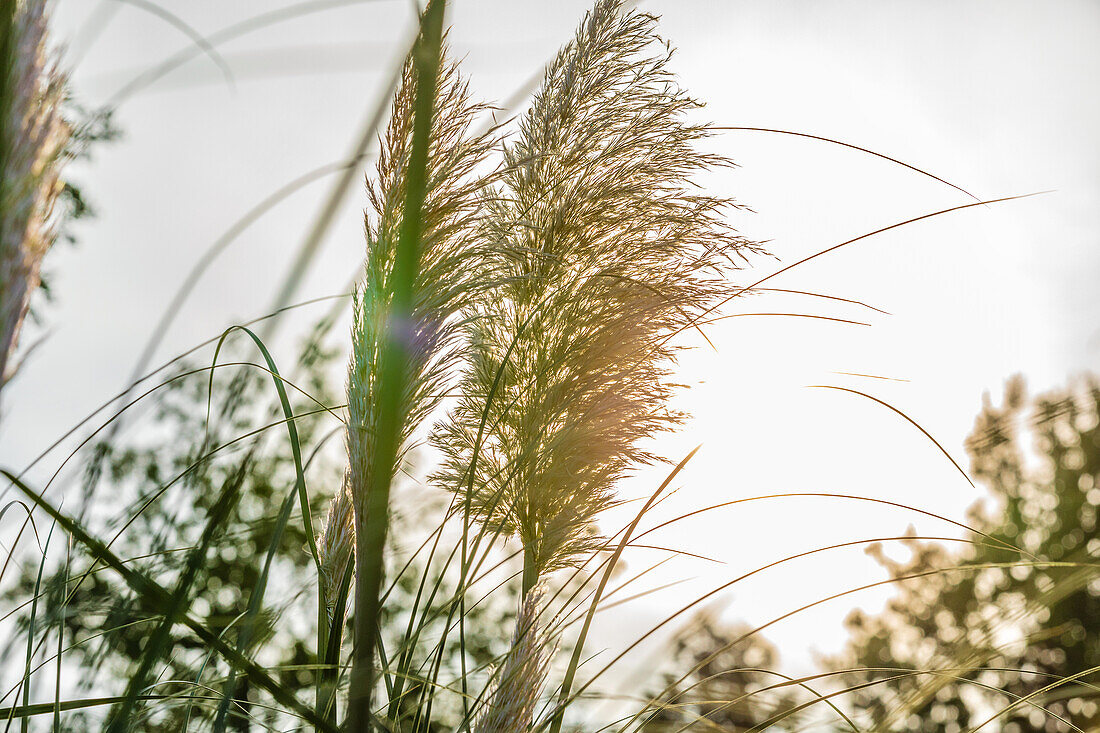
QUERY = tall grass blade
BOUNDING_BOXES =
[714,126,980,201]
[14,516,56,733]
[346,1,449,727]
[809,384,975,487]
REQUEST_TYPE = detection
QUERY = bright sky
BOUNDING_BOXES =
[2,0,1098,716]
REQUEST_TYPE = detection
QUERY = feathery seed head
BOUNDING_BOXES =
[433,0,762,580]
[474,583,556,733]
[317,470,355,620]
[345,45,498,523]
[0,0,68,391]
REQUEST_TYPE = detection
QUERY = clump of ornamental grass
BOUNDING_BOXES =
[0,2,1033,731]
[0,0,68,405]
[429,0,762,727]
[1,1,785,729]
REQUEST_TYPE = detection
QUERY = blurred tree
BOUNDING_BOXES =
[639,610,805,732]
[830,375,1100,732]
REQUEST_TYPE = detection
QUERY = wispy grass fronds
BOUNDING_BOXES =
[474,584,555,733]
[433,0,762,595]
[345,38,495,549]
[343,1,496,723]
[315,467,354,724]
[0,0,68,399]
[317,469,354,625]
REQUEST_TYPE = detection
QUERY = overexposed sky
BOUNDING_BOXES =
[2,0,1098,712]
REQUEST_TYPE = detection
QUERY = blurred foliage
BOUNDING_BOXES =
[0,319,515,731]
[831,375,1100,732]
[2,322,339,730]
[639,611,804,732]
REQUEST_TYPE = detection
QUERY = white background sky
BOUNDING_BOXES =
[2,0,1098,713]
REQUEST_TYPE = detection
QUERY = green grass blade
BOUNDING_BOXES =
[207,325,321,572]
[346,1,446,729]
[316,557,354,725]
[12,518,58,733]
[51,536,69,732]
